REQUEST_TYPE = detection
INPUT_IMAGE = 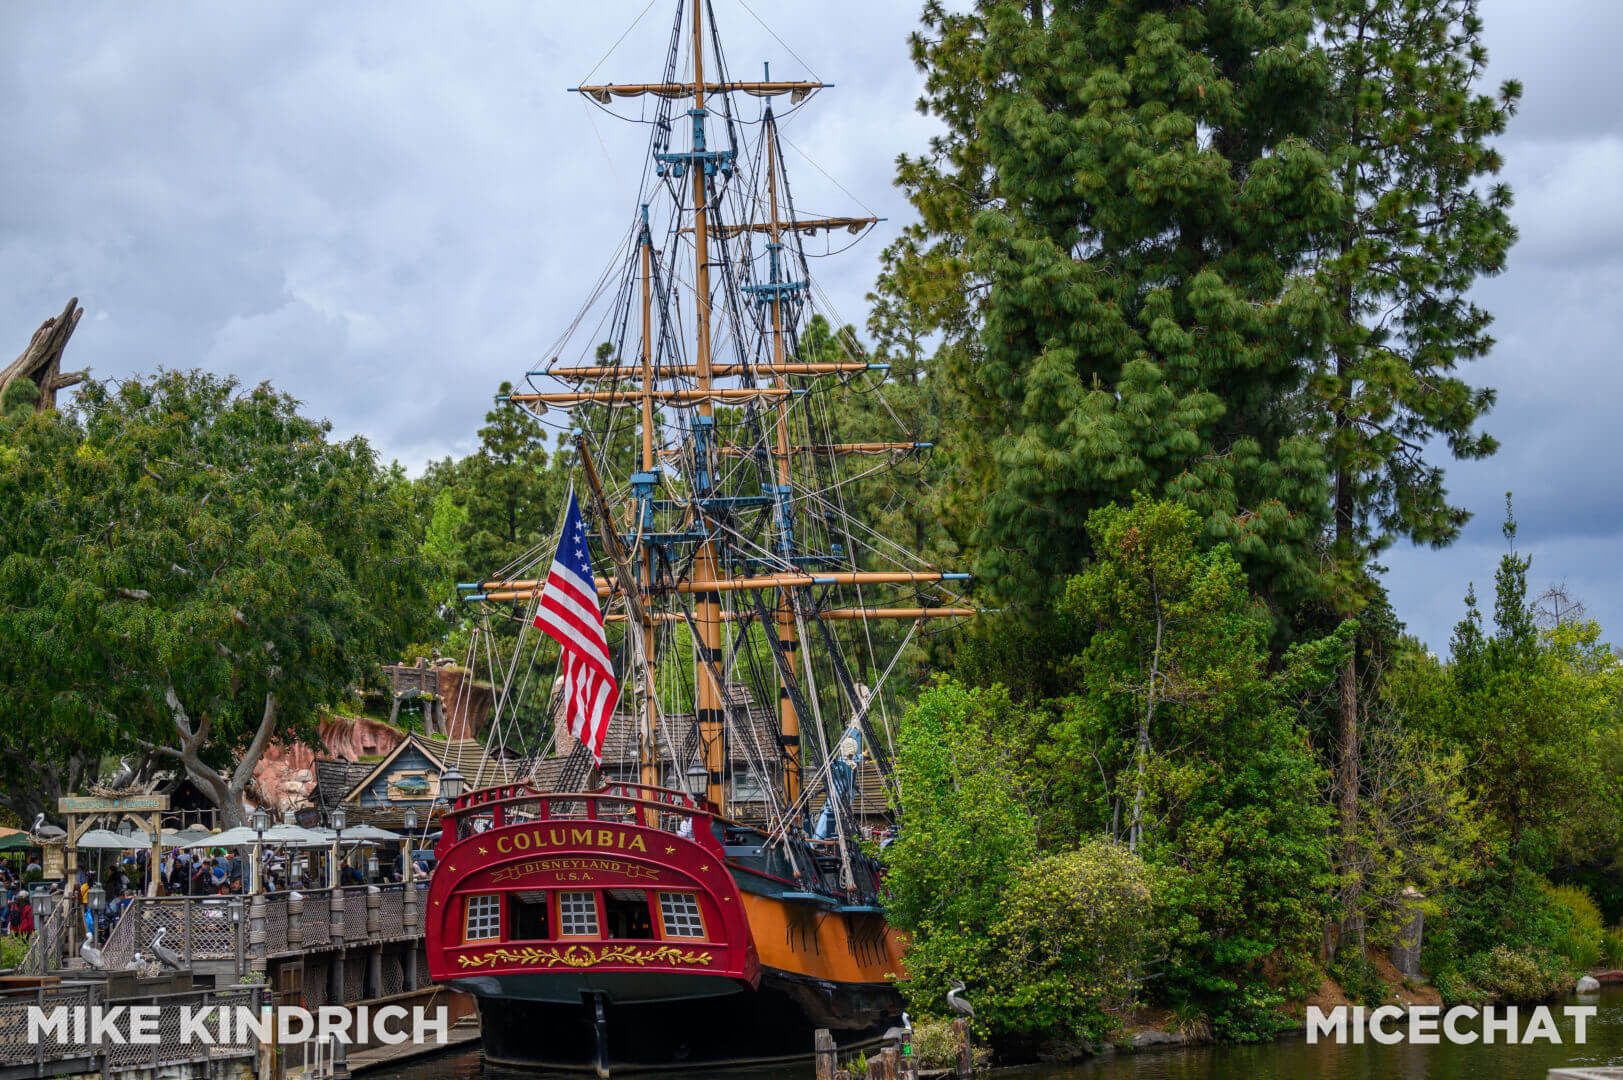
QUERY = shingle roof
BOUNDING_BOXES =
[314,759,372,810]
[419,737,513,789]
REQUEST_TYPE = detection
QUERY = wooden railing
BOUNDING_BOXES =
[98,883,430,969]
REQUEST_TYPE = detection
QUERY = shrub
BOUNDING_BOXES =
[988,841,1155,1043]
[1543,883,1605,971]
[1463,946,1572,1003]
[1601,927,1623,969]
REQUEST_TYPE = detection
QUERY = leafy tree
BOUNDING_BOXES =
[0,371,433,825]
[1054,499,1344,1034]
[1309,0,1518,930]
[1432,501,1618,868]
[884,680,1039,1029]
[879,0,1339,618]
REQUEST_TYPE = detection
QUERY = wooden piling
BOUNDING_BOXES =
[815,1029,836,1080]
[878,1046,899,1080]
[953,1018,972,1077]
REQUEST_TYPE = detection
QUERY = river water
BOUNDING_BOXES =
[373,986,1623,1080]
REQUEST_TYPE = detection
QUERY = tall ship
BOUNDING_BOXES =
[423,3,972,1074]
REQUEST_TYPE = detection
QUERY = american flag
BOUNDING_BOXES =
[534,489,618,766]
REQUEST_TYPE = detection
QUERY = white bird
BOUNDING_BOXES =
[149,927,184,971]
[947,982,974,1019]
[78,939,105,970]
[30,813,43,833]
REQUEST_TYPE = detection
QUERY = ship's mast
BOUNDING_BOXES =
[687,0,728,814]
[477,0,980,838]
[764,107,803,805]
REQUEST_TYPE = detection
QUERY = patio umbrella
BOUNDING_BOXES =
[75,829,152,850]
[181,827,263,848]
[259,824,331,847]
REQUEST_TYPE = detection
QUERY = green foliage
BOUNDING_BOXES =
[1542,883,1606,972]
[990,842,1154,1043]
[0,370,433,823]
[1313,0,1517,584]
[1601,927,1623,969]
[1,377,38,418]
[0,936,26,971]
[1457,946,1573,1004]
[885,679,1038,1027]
[1052,500,1341,1037]
[1426,501,1621,863]
[1326,949,1391,1008]
[881,0,1340,619]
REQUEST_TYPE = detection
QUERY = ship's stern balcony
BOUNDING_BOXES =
[425,783,760,1003]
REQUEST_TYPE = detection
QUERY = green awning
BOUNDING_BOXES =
[0,832,36,851]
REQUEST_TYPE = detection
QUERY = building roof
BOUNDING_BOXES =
[314,759,373,810]
[341,733,512,807]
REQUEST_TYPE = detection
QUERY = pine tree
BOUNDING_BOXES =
[1313,0,1518,935]
[879,0,1340,618]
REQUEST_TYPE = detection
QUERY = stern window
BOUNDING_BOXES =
[559,891,600,937]
[508,891,551,940]
[464,894,501,941]
[604,889,655,939]
[659,892,705,938]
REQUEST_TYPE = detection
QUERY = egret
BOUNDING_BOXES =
[947,982,974,1019]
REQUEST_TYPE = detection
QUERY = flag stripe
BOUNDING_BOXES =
[531,491,618,767]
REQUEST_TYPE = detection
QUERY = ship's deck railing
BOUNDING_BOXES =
[97,882,431,969]
[440,783,724,854]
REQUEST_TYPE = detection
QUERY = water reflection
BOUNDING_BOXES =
[366,987,1623,1080]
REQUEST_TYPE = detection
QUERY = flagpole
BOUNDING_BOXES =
[573,436,665,808]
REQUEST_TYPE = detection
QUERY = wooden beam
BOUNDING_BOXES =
[605,607,976,623]
[693,442,929,458]
[510,388,793,406]
[473,570,968,602]
[575,81,826,101]
[683,216,879,238]
[543,361,877,379]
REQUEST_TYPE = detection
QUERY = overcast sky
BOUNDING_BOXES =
[2,1,1617,652]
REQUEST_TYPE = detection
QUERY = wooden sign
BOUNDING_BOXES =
[41,845,64,878]
[58,794,169,813]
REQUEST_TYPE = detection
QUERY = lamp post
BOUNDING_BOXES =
[330,809,346,889]
[439,767,466,802]
[251,808,269,894]
[401,806,420,984]
[402,808,418,885]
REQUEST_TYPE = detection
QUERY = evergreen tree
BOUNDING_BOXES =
[1313,0,1518,932]
[879,0,1340,617]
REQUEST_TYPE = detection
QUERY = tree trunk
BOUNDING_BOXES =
[1128,585,1165,853]
[1334,295,1363,951]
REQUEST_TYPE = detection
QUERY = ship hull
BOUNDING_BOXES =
[477,966,902,1075]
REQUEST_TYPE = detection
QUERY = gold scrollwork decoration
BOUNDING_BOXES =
[456,944,714,970]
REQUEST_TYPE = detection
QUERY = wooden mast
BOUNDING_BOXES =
[638,211,660,792]
[689,0,727,814]
[764,109,803,806]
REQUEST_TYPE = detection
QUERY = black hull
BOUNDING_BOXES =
[477,968,902,1076]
